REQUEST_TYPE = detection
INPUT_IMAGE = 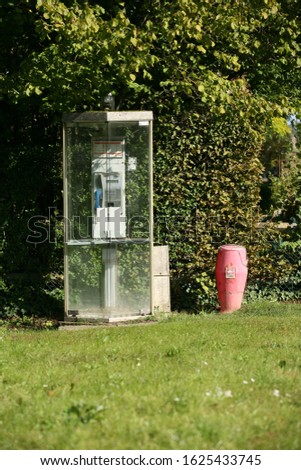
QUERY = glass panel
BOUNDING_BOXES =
[66,242,150,318]
[67,244,103,315]
[65,121,150,242]
[117,242,151,314]
[65,125,105,240]
[108,122,150,239]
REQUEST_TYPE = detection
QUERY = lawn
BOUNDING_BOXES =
[0,301,301,450]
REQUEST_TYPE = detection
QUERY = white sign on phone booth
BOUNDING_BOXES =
[91,140,126,239]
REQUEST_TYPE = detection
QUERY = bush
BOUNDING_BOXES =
[150,86,268,310]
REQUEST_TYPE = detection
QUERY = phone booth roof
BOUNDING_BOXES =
[62,111,153,124]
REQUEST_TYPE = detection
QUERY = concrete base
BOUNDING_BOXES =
[64,313,152,324]
[153,245,171,312]
[101,314,150,323]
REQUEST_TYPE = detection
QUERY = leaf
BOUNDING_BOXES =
[271,5,278,15]
[196,45,206,53]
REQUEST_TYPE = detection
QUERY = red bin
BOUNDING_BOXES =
[215,245,248,313]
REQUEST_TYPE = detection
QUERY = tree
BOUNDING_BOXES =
[0,0,64,317]
[5,1,301,112]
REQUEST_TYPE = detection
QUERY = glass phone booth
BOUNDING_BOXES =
[62,111,153,321]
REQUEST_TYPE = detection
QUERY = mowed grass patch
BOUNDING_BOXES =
[0,301,301,450]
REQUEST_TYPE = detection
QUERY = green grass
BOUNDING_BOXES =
[0,301,301,450]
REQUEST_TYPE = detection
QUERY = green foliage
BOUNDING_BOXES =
[269,157,301,219]
[147,84,268,310]
[4,0,156,111]
[260,119,293,176]
[0,108,64,318]
[1,1,301,314]
[244,230,301,303]
[0,280,64,319]
[3,1,301,112]
[0,314,59,330]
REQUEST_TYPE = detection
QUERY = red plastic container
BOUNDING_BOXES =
[215,245,248,313]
